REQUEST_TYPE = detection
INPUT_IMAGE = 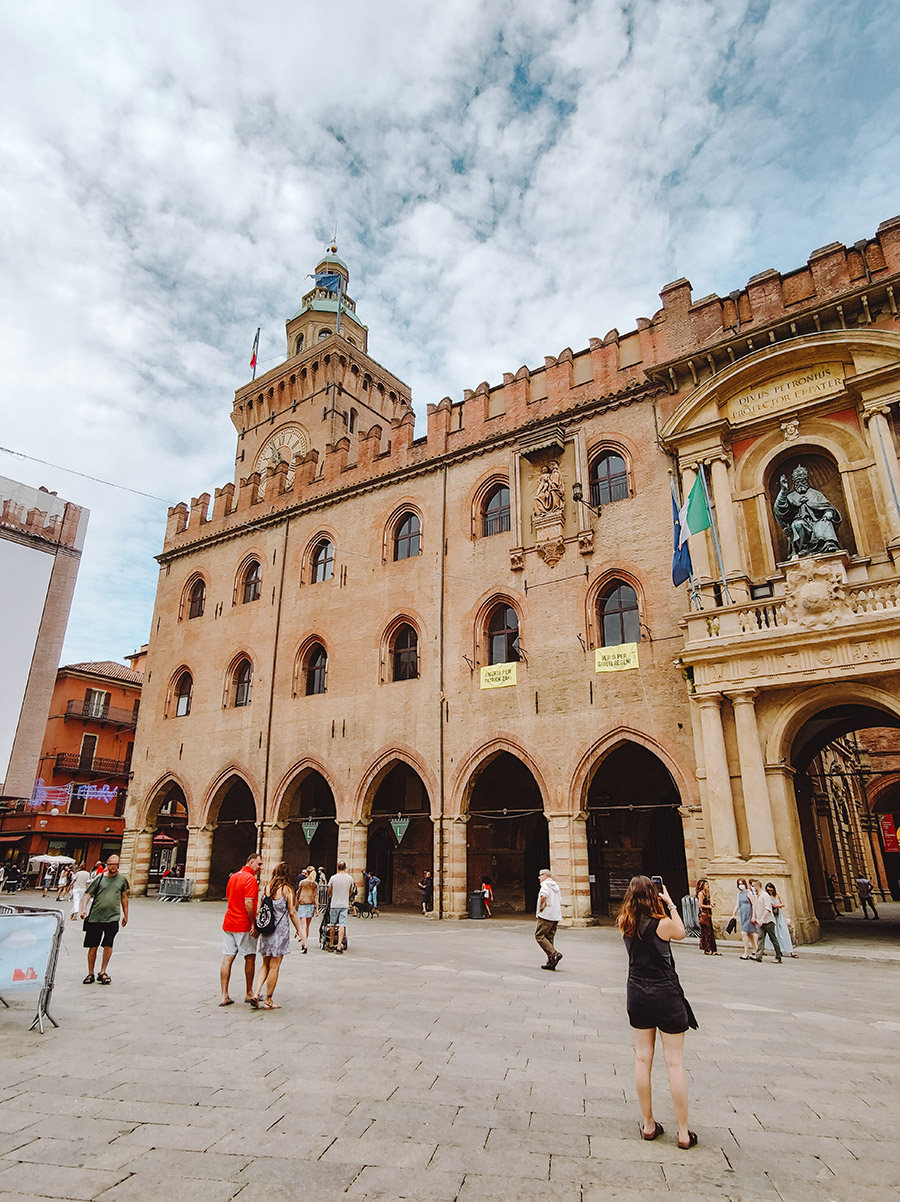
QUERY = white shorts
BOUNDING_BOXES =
[222,930,257,957]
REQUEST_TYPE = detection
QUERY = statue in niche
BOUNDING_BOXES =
[773,464,843,558]
[532,459,565,518]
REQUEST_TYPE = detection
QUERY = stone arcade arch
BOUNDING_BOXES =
[465,751,549,913]
[124,775,193,896]
[364,761,432,907]
[279,767,338,879]
[583,741,689,917]
[207,775,258,898]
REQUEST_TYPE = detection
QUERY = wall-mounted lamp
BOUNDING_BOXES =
[572,481,601,516]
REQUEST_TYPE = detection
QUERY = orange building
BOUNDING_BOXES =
[0,660,142,872]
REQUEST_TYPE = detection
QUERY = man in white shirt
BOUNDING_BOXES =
[751,879,782,963]
[326,861,355,953]
[535,868,563,970]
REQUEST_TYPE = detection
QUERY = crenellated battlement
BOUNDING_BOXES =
[163,216,900,553]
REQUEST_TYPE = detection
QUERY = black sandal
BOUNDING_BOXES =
[82,974,95,984]
[97,973,111,984]
[677,1131,699,1149]
[640,1122,664,1140]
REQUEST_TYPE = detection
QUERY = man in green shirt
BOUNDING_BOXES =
[80,853,129,984]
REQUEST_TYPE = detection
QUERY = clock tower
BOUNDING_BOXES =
[231,246,412,488]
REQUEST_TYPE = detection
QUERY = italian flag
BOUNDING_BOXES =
[250,328,260,371]
[678,475,711,548]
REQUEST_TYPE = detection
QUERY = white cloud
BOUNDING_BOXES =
[1,0,899,661]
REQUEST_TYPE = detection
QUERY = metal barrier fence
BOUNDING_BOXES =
[0,904,65,1032]
[157,877,194,902]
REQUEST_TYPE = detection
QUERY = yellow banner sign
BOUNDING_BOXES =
[595,643,639,673]
[480,662,517,690]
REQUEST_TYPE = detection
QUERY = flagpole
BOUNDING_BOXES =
[250,327,260,381]
[698,462,732,605]
[336,276,343,337]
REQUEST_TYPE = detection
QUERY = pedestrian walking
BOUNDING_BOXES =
[618,875,698,1150]
[296,866,317,952]
[855,874,879,919]
[826,872,842,918]
[695,879,718,955]
[70,863,90,921]
[418,869,434,914]
[56,866,73,901]
[481,876,493,917]
[326,861,354,953]
[219,852,262,1006]
[535,868,563,969]
[764,883,798,957]
[366,870,380,911]
[750,879,782,963]
[251,861,302,1009]
[80,854,129,985]
[731,878,758,959]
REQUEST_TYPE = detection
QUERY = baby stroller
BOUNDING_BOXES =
[318,903,348,951]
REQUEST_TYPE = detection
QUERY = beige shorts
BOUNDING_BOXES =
[222,929,257,957]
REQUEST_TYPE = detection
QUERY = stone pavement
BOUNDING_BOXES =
[1,895,898,1202]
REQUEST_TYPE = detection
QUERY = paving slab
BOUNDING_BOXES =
[1,898,898,1202]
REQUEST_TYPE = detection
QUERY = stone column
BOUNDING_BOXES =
[344,819,369,892]
[440,816,469,918]
[260,821,286,884]
[122,826,153,896]
[694,694,740,860]
[766,763,819,944]
[547,813,592,924]
[727,690,780,861]
[864,406,900,545]
[709,455,748,601]
[186,824,215,898]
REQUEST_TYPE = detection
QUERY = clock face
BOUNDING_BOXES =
[254,426,309,491]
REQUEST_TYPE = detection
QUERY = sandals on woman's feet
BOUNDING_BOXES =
[677,1131,699,1149]
[249,995,260,1009]
[640,1121,664,1140]
[97,973,111,984]
[82,974,95,984]
[262,1000,281,1009]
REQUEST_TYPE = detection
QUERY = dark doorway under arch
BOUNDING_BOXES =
[148,784,188,888]
[208,779,257,898]
[282,771,338,880]
[367,763,432,906]
[585,743,688,917]
[467,752,548,912]
[791,706,900,919]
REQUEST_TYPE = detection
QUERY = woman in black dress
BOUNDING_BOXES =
[618,875,698,1149]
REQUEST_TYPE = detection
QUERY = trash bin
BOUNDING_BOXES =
[468,890,486,919]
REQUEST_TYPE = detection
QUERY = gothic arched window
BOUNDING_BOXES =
[242,561,261,604]
[187,579,206,620]
[487,604,520,665]
[233,659,253,707]
[305,644,328,696]
[392,624,419,681]
[311,539,334,583]
[393,513,421,561]
[599,581,640,646]
[482,484,511,537]
[590,451,630,507]
[174,671,193,717]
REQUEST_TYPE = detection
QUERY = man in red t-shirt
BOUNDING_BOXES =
[219,852,262,1006]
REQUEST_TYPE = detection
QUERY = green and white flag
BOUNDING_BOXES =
[677,476,711,548]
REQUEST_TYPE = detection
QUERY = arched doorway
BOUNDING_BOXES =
[466,752,548,912]
[282,770,338,878]
[791,705,900,920]
[208,777,257,898]
[585,743,688,917]
[366,763,432,906]
[148,784,188,888]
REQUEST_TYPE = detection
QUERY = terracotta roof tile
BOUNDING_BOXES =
[62,661,143,685]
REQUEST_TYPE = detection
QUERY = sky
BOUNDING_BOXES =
[1,0,899,666]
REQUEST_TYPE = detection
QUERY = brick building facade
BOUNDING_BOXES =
[123,223,900,938]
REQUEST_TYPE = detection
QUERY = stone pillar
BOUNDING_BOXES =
[343,819,369,893]
[695,695,740,860]
[260,821,286,885]
[547,813,592,924]
[122,826,153,896]
[765,763,820,944]
[864,406,900,545]
[186,825,215,898]
[728,690,781,861]
[440,816,469,918]
[709,455,748,601]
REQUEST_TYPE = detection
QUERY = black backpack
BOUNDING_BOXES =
[256,895,276,936]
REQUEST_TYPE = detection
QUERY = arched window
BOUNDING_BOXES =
[599,582,640,646]
[306,644,327,695]
[295,334,304,354]
[394,512,421,561]
[487,604,520,665]
[590,451,630,507]
[233,659,253,707]
[174,671,193,717]
[311,539,334,583]
[187,579,206,620]
[348,408,358,434]
[318,328,330,341]
[392,624,419,681]
[242,560,261,604]
[482,484,511,537]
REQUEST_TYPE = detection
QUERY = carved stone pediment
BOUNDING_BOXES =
[783,557,849,629]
